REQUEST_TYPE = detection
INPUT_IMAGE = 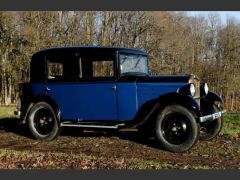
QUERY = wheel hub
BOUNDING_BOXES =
[171,126,178,132]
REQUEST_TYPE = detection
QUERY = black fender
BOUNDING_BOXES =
[22,94,61,124]
[130,92,202,128]
[157,93,202,117]
[200,91,224,116]
[206,91,223,104]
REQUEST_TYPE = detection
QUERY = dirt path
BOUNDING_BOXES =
[0,118,239,169]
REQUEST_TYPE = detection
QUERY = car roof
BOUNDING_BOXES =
[32,46,147,58]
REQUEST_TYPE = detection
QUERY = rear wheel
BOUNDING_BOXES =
[200,105,223,141]
[155,105,199,153]
[28,102,61,140]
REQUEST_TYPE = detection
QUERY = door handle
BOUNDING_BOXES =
[45,86,51,91]
[109,85,117,91]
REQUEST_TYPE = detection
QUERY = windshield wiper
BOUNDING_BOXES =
[134,56,141,68]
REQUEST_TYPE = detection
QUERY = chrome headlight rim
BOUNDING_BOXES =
[190,83,196,97]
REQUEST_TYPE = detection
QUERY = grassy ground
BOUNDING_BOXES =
[0,106,15,119]
[221,113,240,138]
[0,106,239,169]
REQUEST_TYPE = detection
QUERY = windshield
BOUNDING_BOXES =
[119,54,148,75]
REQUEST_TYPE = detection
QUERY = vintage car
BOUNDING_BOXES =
[15,46,226,152]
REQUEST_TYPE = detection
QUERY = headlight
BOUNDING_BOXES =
[190,83,196,97]
[204,83,209,95]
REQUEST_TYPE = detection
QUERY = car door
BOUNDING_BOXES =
[76,52,118,121]
[117,82,138,121]
[72,81,117,121]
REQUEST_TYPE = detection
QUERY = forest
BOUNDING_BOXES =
[0,11,240,111]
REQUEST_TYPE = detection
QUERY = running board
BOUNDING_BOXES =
[60,122,125,129]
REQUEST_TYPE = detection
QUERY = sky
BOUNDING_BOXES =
[187,11,240,24]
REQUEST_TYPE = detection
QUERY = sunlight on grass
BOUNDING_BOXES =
[0,106,15,119]
[221,113,240,138]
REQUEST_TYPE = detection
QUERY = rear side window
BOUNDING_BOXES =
[48,62,63,80]
[46,55,78,82]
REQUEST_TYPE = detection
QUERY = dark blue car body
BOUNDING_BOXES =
[31,79,190,122]
[15,46,226,152]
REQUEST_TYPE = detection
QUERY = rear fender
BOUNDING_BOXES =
[22,94,61,124]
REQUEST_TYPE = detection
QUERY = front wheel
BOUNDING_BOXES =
[155,105,199,153]
[200,105,223,141]
[28,102,61,141]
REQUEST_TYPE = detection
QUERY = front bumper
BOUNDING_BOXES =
[199,110,226,123]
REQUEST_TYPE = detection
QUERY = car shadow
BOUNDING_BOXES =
[63,127,162,149]
[0,118,31,137]
[0,118,163,150]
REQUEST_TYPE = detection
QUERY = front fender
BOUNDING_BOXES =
[158,93,202,117]
[206,91,223,104]
[129,92,202,128]
[200,91,224,117]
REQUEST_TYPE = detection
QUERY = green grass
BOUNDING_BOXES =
[221,113,240,138]
[0,106,15,119]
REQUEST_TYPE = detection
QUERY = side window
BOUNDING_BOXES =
[79,54,115,79]
[92,61,113,77]
[48,62,63,80]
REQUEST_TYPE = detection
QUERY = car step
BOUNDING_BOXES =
[60,122,125,129]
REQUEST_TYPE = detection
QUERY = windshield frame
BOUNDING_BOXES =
[118,52,149,78]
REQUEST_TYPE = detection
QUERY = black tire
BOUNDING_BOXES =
[200,105,223,141]
[155,105,199,153]
[28,101,61,141]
